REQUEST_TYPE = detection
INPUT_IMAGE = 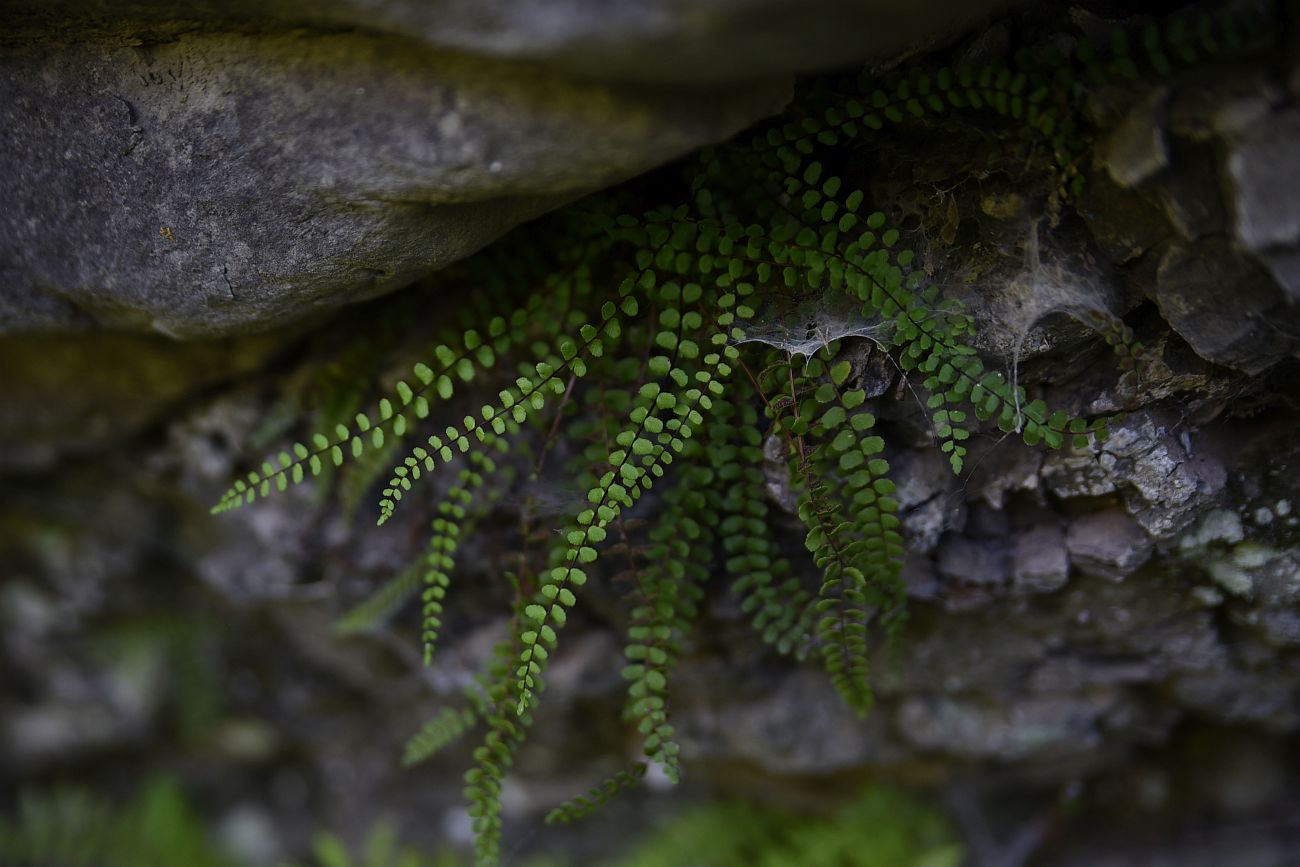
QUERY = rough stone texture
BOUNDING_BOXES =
[0,35,784,337]
[1263,247,1300,301]
[895,692,1122,761]
[0,0,1025,339]
[1167,68,1283,142]
[1043,412,1229,539]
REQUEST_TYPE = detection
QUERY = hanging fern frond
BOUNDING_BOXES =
[713,385,816,657]
[544,763,648,825]
[335,556,426,636]
[212,316,515,515]
[620,458,711,781]
[402,705,481,768]
[515,338,736,714]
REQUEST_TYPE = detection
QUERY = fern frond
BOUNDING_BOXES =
[543,763,648,825]
[465,665,531,866]
[213,317,515,514]
[377,297,637,525]
[620,459,711,782]
[713,386,816,657]
[334,557,425,636]
[515,338,735,713]
[402,705,480,768]
[0,780,237,867]
[420,437,514,663]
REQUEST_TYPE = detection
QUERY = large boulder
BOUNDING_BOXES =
[0,0,1019,338]
[0,35,783,338]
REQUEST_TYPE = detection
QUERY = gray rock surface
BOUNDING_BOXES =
[937,535,1008,587]
[1012,523,1069,593]
[1154,238,1296,374]
[1065,509,1154,580]
[0,34,783,338]
[1101,87,1169,189]
[1228,107,1300,253]
[0,0,1023,339]
[1043,412,1228,539]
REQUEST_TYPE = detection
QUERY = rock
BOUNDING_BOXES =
[1054,574,1228,675]
[1190,542,1300,646]
[0,34,786,338]
[1080,333,1235,418]
[2,0,1025,85]
[0,0,1030,339]
[1172,666,1300,730]
[3,4,1300,863]
[1167,68,1282,141]
[762,435,801,514]
[676,670,907,773]
[1043,412,1227,539]
[216,806,287,867]
[1255,609,1300,647]
[900,553,943,599]
[0,331,283,470]
[1143,140,1226,240]
[893,448,965,553]
[4,702,135,769]
[1079,167,1173,265]
[980,191,1026,220]
[966,501,1010,539]
[1179,508,1246,549]
[1045,818,1300,867]
[1027,655,1154,693]
[1250,551,1300,607]
[1102,87,1169,188]
[1154,238,1297,374]
[1227,106,1300,253]
[894,692,1120,761]
[889,607,1050,694]
[965,443,1043,510]
[937,535,1007,586]
[1066,509,1154,580]
[1012,523,1070,593]
[1260,247,1300,303]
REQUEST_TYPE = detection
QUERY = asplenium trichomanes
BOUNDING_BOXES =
[213,6,1264,863]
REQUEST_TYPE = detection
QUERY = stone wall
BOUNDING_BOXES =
[2,1,1299,865]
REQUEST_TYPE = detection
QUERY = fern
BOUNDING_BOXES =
[297,822,463,867]
[544,763,648,826]
[0,779,239,867]
[619,459,712,780]
[713,387,816,656]
[403,705,481,768]
[211,6,1277,863]
[608,785,961,867]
